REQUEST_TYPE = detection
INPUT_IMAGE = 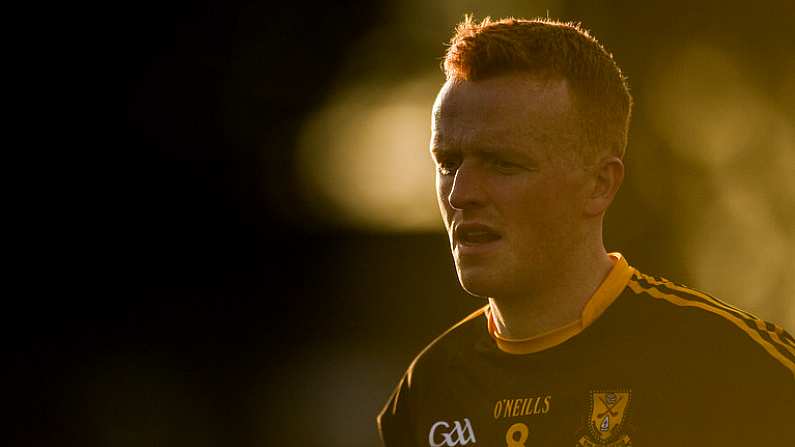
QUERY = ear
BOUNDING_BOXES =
[584,156,624,217]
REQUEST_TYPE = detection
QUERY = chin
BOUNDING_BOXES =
[457,272,501,299]
[457,262,530,300]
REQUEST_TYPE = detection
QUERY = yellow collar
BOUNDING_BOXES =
[486,253,634,355]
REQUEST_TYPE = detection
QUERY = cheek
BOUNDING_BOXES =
[504,178,575,228]
[435,176,453,215]
[435,174,446,196]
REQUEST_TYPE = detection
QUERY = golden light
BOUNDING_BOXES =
[296,75,443,231]
[648,44,795,327]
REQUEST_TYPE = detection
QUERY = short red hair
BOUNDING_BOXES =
[443,16,632,161]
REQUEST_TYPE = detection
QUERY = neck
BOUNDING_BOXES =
[488,248,615,340]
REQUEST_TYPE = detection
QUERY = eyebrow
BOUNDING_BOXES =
[430,146,541,169]
[429,145,453,157]
[432,143,528,157]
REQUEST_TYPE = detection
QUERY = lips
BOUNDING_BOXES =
[454,223,502,246]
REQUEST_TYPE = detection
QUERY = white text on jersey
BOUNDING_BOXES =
[428,418,477,446]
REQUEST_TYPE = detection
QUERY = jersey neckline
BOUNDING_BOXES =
[485,253,635,355]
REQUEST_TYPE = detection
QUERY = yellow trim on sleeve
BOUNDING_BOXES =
[627,279,795,379]
[634,273,795,362]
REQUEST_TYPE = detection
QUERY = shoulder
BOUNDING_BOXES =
[623,269,795,380]
[377,306,488,445]
[403,305,489,387]
[622,269,795,440]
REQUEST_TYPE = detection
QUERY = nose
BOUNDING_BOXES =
[448,161,487,210]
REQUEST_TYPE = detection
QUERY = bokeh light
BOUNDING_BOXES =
[648,43,795,327]
[296,75,442,231]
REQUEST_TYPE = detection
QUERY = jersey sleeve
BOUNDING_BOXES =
[377,372,419,447]
[699,324,795,444]
[737,327,795,443]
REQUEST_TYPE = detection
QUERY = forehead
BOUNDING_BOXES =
[431,74,577,155]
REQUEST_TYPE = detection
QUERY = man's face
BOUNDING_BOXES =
[430,74,594,300]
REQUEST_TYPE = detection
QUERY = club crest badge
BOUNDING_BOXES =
[577,390,632,446]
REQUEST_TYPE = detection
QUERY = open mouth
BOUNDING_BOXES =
[456,224,502,246]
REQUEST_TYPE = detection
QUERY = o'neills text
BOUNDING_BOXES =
[493,395,551,419]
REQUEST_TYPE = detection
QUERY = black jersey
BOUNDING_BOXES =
[377,254,795,446]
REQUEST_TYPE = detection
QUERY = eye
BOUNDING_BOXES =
[490,158,523,174]
[436,159,459,176]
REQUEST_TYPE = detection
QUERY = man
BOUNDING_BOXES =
[377,17,794,446]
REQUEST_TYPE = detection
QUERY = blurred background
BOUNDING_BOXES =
[12,0,794,445]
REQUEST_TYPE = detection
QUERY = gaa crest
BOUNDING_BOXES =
[577,390,632,446]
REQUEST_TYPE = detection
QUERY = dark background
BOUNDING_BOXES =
[12,1,794,445]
